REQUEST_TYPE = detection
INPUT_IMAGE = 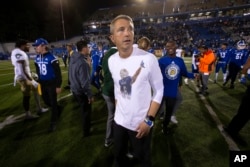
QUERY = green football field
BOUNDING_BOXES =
[0,57,249,167]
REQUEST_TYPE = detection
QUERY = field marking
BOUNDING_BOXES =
[190,80,240,151]
[0,114,25,130]
[0,71,68,87]
[0,73,14,76]
[0,83,13,87]
[0,93,73,130]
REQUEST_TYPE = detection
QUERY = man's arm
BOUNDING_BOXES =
[17,60,32,81]
[242,56,250,74]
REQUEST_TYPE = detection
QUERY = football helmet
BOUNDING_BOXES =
[31,72,39,81]
[237,40,247,50]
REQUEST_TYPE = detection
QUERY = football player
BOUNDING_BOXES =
[214,43,231,83]
[11,39,48,120]
[223,40,249,89]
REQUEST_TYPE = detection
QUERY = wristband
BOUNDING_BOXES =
[144,115,155,128]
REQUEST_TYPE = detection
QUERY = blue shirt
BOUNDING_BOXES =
[159,56,194,98]
[228,48,249,67]
[216,48,231,64]
[35,52,58,81]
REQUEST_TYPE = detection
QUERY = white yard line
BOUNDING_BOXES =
[0,71,68,87]
[190,80,240,151]
[0,83,13,87]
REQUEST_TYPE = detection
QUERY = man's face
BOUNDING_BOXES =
[23,43,30,52]
[198,48,205,54]
[66,45,72,52]
[165,42,176,56]
[110,18,134,51]
[34,45,43,54]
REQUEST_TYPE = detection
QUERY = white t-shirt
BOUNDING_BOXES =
[108,47,163,131]
[176,48,183,58]
[11,48,31,81]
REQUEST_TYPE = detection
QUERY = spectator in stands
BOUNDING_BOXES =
[11,39,48,120]
[69,40,94,137]
[33,38,62,132]
[158,40,195,134]
[197,44,216,95]
[214,43,230,83]
[108,14,163,167]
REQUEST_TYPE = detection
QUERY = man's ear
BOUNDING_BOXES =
[110,35,115,44]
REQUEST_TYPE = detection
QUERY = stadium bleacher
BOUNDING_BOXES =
[1,0,249,59]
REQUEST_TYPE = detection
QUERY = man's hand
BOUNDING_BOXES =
[31,80,39,88]
[56,87,62,94]
[136,121,151,139]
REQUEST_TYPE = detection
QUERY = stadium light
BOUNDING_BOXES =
[59,0,66,40]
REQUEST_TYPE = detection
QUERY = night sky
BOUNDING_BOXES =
[0,0,131,42]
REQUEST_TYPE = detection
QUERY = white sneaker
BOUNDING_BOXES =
[41,108,49,112]
[37,108,49,115]
[184,78,188,85]
[170,116,178,124]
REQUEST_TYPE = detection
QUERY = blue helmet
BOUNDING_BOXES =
[237,40,247,50]
[193,49,200,56]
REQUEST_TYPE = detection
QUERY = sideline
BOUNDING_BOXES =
[190,80,240,151]
[0,93,73,130]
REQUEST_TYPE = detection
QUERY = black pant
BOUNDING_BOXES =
[73,92,91,136]
[227,86,250,134]
[162,97,177,129]
[41,83,59,124]
[225,62,241,85]
[113,122,152,167]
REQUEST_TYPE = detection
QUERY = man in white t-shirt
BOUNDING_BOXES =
[11,39,48,120]
[108,15,163,167]
[176,47,184,58]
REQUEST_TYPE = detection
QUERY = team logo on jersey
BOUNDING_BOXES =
[165,61,180,80]
[15,54,22,59]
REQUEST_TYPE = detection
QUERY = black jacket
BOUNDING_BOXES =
[69,52,92,98]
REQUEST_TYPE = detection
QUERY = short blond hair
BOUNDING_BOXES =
[137,36,151,51]
[110,15,134,34]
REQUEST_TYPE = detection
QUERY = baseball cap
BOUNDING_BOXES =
[32,38,49,46]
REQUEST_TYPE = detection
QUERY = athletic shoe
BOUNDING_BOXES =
[126,152,134,159]
[104,141,113,148]
[184,78,188,85]
[170,116,178,124]
[37,108,49,115]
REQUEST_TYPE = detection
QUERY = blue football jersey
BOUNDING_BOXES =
[216,48,230,63]
[228,48,249,67]
[35,52,58,81]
